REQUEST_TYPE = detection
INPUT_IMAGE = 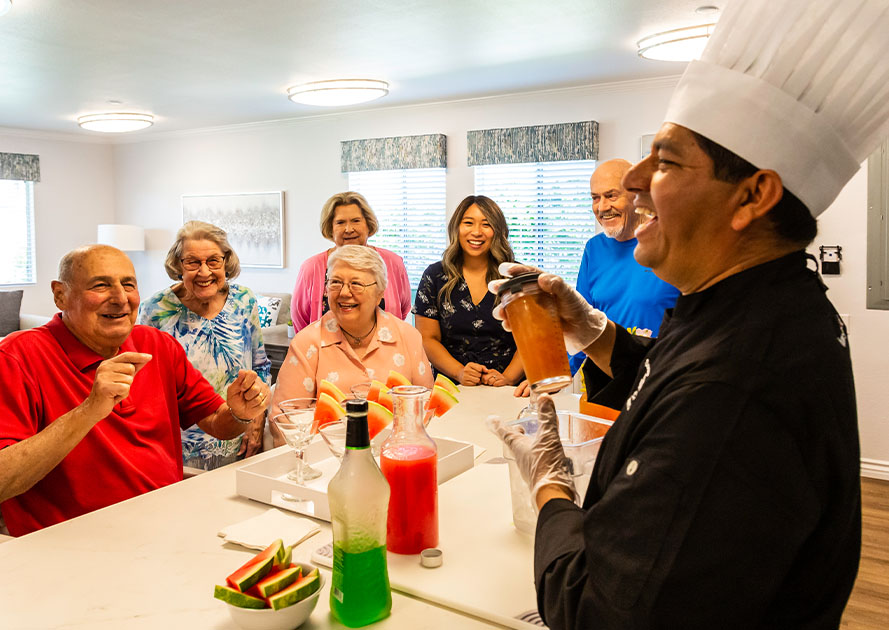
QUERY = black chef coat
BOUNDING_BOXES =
[534,252,860,629]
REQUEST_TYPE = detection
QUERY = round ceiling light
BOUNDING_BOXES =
[0,1,12,18]
[287,79,389,107]
[77,113,154,133]
[637,23,716,62]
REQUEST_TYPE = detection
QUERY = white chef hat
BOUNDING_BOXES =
[663,0,889,217]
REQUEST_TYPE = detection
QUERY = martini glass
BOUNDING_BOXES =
[274,398,323,484]
[350,381,372,400]
[515,386,540,429]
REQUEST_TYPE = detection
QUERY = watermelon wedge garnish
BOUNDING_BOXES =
[315,392,346,429]
[434,373,459,396]
[377,387,394,413]
[367,400,394,439]
[318,379,347,403]
[385,370,411,389]
[367,379,388,403]
[425,384,459,418]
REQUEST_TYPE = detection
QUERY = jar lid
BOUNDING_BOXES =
[420,548,443,568]
[496,272,542,297]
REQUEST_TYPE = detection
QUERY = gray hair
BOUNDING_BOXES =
[327,244,388,292]
[57,244,121,284]
[163,220,241,280]
[319,191,379,241]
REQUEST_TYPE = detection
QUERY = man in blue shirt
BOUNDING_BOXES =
[569,158,679,374]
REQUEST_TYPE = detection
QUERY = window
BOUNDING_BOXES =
[474,160,598,286]
[348,168,447,293]
[0,180,36,286]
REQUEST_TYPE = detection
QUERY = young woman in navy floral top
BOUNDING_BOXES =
[413,196,523,387]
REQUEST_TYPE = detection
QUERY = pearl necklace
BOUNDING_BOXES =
[340,316,377,348]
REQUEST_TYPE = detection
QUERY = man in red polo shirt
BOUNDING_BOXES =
[0,245,270,536]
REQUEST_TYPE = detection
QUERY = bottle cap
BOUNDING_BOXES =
[345,399,370,448]
[420,548,443,568]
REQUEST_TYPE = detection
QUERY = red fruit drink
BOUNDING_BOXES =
[381,444,438,554]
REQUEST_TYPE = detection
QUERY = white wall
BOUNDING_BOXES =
[0,130,115,315]
[111,77,679,299]
[810,168,889,476]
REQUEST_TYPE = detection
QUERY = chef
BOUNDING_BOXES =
[491,0,889,627]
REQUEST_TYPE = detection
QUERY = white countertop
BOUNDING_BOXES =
[0,386,573,629]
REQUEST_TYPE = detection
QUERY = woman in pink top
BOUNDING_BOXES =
[291,191,411,332]
[272,246,432,444]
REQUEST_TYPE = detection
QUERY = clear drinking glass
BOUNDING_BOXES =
[350,382,372,400]
[273,398,323,484]
[515,386,541,427]
[319,419,347,459]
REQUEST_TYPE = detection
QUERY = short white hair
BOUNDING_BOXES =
[327,245,388,292]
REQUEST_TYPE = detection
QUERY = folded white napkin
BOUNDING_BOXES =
[218,508,320,550]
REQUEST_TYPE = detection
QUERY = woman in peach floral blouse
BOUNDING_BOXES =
[270,246,432,444]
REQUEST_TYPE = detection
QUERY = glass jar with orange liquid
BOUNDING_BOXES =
[497,272,572,394]
[380,385,438,554]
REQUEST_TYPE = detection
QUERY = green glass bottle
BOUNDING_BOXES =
[328,399,392,627]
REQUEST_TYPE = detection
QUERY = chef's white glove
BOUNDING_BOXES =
[488,262,608,354]
[488,394,578,505]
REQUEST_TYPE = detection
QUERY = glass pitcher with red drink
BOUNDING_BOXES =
[380,385,439,554]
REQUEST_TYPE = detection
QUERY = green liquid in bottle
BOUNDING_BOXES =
[330,543,392,627]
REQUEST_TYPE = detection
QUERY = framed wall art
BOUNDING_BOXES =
[182,191,284,268]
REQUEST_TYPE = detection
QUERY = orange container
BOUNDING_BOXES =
[498,273,572,394]
[578,399,621,423]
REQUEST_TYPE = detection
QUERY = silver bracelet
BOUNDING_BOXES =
[229,406,254,424]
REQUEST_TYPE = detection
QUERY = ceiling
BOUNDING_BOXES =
[0,0,715,138]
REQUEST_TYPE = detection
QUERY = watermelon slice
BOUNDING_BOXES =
[377,387,394,413]
[268,569,321,610]
[214,584,267,609]
[225,539,283,591]
[385,370,411,389]
[253,565,302,598]
[226,554,275,592]
[434,373,459,396]
[318,379,346,403]
[367,400,394,439]
[367,379,388,403]
[315,392,346,428]
[425,384,459,418]
[274,544,292,570]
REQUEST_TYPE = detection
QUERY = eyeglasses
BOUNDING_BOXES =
[326,280,377,294]
[181,255,225,271]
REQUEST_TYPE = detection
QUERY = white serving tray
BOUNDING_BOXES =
[236,436,474,522]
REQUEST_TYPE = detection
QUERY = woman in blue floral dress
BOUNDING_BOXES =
[139,221,271,470]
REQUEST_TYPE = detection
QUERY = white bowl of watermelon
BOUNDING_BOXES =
[214,539,323,630]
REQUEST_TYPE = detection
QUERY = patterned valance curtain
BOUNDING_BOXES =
[0,153,40,182]
[467,121,598,166]
[341,134,446,172]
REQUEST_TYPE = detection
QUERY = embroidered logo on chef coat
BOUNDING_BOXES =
[625,359,651,411]
[835,314,847,348]
[626,459,639,476]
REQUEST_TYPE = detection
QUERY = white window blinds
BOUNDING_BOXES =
[474,160,598,286]
[0,180,36,285]
[347,168,447,292]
